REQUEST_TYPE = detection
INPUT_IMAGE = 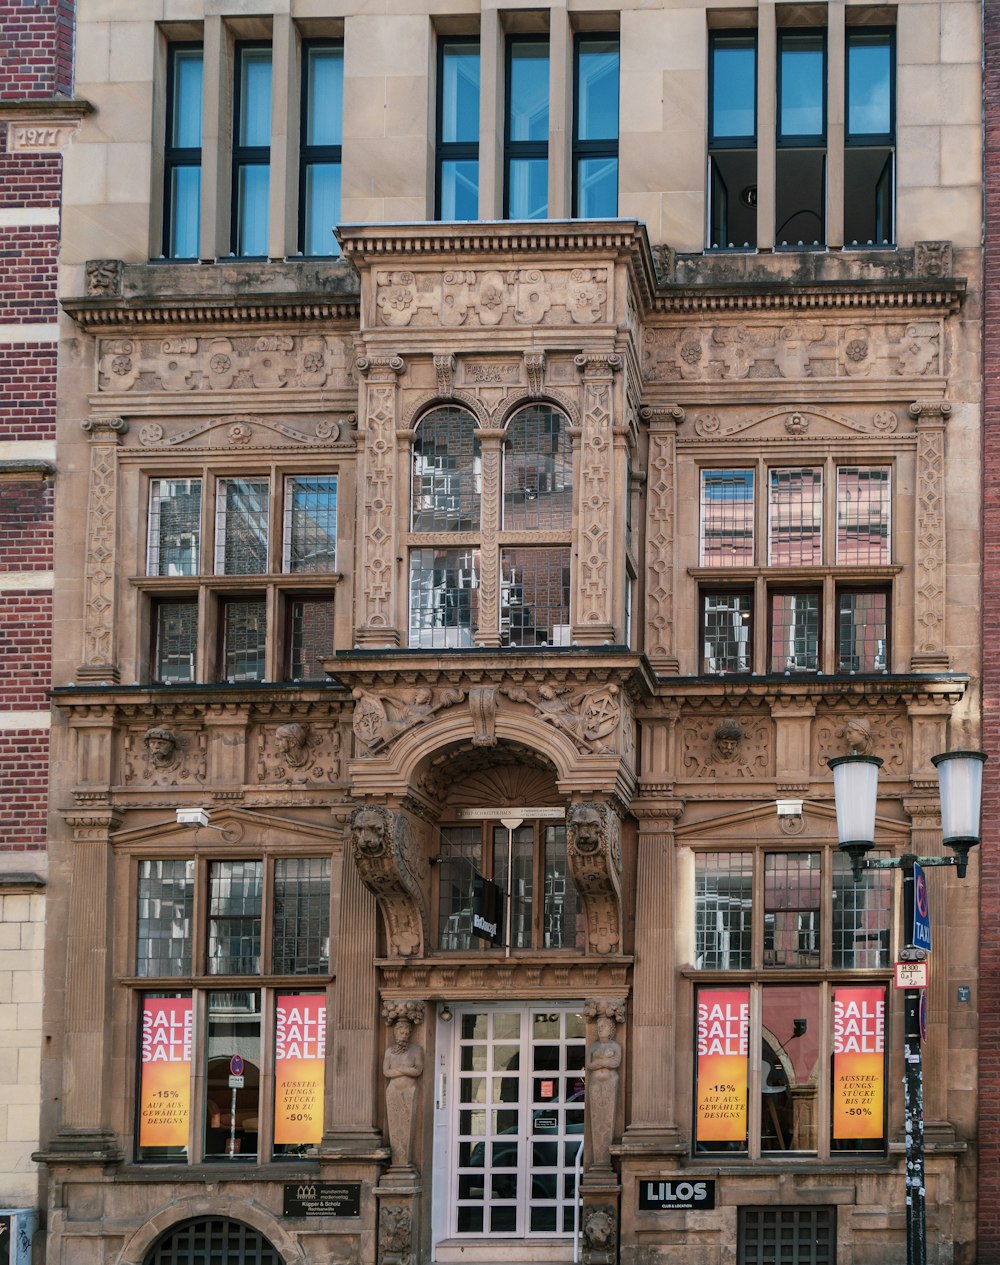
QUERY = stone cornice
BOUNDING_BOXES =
[51,683,352,720]
[0,96,93,120]
[643,673,968,707]
[61,293,361,332]
[649,278,965,317]
[0,459,55,480]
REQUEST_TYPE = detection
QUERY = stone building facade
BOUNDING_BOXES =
[41,3,982,1264]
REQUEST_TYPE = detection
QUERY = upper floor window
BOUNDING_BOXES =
[708,32,756,249]
[697,464,892,675]
[776,30,826,247]
[232,43,272,257]
[505,37,549,219]
[845,29,894,246]
[300,42,343,255]
[163,45,203,259]
[436,37,480,220]
[144,473,338,684]
[407,404,573,648]
[573,35,619,218]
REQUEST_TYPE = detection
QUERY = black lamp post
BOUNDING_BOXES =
[828,748,986,1265]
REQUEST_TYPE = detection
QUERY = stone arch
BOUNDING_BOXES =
[402,391,489,430]
[496,389,580,430]
[115,1199,306,1265]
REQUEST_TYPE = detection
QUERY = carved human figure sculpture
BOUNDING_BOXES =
[143,725,178,768]
[585,1006,623,1170]
[383,1008,424,1171]
[274,721,310,767]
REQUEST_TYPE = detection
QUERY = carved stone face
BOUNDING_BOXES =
[572,806,602,852]
[393,1019,412,1047]
[355,809,387,854]
[595,1015,615,1042]
[144,728,176,766]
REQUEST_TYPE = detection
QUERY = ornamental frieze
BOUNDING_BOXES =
[374,266,609,328]
[121,725,207,787]
[132,412,356,448]
[96,333,356,393]
[680,716,772,781]
[255,722,344,785]
[682,404,910,441]
[643,319,943,384]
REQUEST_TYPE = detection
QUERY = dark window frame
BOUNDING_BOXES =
[767,584,822,674]
[298,38,343,256]
[435,34,481,221]
[708,29,757,148]
[835,581,891,673]
[845,25,895,145]
[571,31,620,218]
[231,40,272,258]
[162,42,204,259]
[699,585,755,676]
[776,27,828,147]
[503,33,550,219]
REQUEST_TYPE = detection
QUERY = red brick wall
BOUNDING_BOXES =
[0,0,74,100]
[983,1,1000,1256]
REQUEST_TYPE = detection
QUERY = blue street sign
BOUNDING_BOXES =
[913,863,932,953]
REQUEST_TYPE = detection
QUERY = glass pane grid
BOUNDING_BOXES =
[501,548,571,647]
[223,599,266,682]
[148,1217,281,1265]
[695,852,753,969]
[412,409,481,531]
[837,467,890,564]
[148,479,201,576]
[701,469,754,565]
[770,591,820,672]
[769,468,822,565]
[155,601,197,684]
[833,852,891,968]
[289,598,334,680]
[838,589,888,672]
[438,828,482,950]
[216,478,270,574]
[208,861,262,974]
[542,826,582,949]
[702,591,752,673]
[503,407,573,530]
[739,1206,834,1265]
[764,853,821,967]
[272,858,331,974]
[409,548,480,648]
[137,860,194,976]
[283,475,337,572]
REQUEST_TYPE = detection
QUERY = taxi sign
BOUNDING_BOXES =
[895,961,928,989]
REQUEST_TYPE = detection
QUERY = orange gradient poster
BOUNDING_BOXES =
[274,994,326,1145]
[833,986,885,1140]
[139,997,192,1147]
[696,987,749,1144]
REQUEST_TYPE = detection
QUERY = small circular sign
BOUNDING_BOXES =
[230,1054,244,1076]
[915,870,929,919]
[919,993,928,1044]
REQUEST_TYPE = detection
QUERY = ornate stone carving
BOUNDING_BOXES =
[85,259,123,297]
[582,1206,618,1265]
[373,266,609,328]
[123,726,206,786]
[642,404,684,669]
[915,241,953,279]
[524,351,546,397]
[574,354,621,635]
[350,806,427,957]
[77,416,127,683]
[838,717,874,755]
[352,687,465,753]
[687,405,906,441]
[681,717,770,780]
[96,333,355,393]
[134,412,355,449]
[382,1001,425,1172]
[815,712,907,774]
[378,1206,413,1265]
[910,400,951,668]
[468,687,498,746]
[566,803,623,955]
[502,683,621,754]
[584,999,625,1170]
[433,353,455,397]
[357,355,405,644]
[256,723,343,784]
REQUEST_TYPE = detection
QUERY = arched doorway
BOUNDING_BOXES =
[143,1217,283,1265]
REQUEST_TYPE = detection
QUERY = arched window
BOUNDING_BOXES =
[407,402,574,649]
[144,1217,282,1265]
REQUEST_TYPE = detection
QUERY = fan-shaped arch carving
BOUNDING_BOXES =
[438,751,562,810]
[403,391,489,430]
[497,389,580,430]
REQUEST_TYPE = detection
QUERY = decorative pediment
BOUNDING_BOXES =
[683,404,913,441]
[106,804,342,848]
[674,800,910,845]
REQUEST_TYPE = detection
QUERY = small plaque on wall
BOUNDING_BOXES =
[638,1179,716,1211]
[283,1182,362,1218]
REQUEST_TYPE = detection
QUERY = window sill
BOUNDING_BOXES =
[688,565,902,580]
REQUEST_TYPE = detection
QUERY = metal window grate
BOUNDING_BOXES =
[137,860,194,977]
[738,1206,835,1265]
[272,858,331,974]
[208,861,262,975]
[409,547,480,648]
[695,852,753,969]
[769,468,822,565]
[155,601,198,684]
[215,478,269,574]
[411,407,481,531]
[832,851,891,968]
[283,475,337,572]
[770,591,820,672]
[500,548,571,646]
[701,469,754,565]
[289,598,334,680]
[837,589,888,672]
[222,599,266,682]
[837,466,890,564]
[148,478,202,576]
[503,405,573,530]
[764,853,821,967]
[144,1217,282,1265]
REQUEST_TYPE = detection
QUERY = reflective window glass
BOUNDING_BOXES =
[770,590,820,672]
[208,862,262,975]
[700,469,755,566]
[284,476,337,573]
[694,852,753,969]
[576,39,618,141]
[412,408,481,531]
[205,990,261,1159]
[215,478,269,575]
[137,860,195,976]
[768,468,822,565]
[222,599,267,682]
[148,478,202,577]
[712,35,756,140]
[779,33,825,139]
[154,600,198,684]
[847,31,892,137]
[272,858,331,974]
[409,548,480,648]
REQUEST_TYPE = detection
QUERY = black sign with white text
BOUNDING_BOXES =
[638,1179,716,1211]
[471,874,504,943]
[283,1183,362,1218]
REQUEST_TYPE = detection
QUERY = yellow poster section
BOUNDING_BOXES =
[139,997,192,1148]
[696,987,749,1144]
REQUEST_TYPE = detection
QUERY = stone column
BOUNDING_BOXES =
[573,352,622,644]
[641,404,684,673]
[356,354,406,647]
[909,399,951,671]
[76,416,126,685]
[473,429,506,649]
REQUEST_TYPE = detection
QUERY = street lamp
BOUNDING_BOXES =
[828,748,986,1265]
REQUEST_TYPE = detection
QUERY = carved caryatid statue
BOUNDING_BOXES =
[584,998,625,1171]
[382,1001,425,1172]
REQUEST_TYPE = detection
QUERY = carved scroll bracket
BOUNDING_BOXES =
[351,805,428,957]
[567,802,623,955]
[909,399,951,671]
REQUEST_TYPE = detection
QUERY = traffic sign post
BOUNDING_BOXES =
[912,863,932,952]
[228,1055,243,1157]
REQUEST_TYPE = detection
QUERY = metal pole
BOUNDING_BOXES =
[901,859,926,1265]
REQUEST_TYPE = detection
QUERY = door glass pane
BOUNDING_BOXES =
[205,990,261,1159]
[760,985,820,1153]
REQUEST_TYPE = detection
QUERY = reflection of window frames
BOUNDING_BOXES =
[708,31,757,250]
[776,30,826,248]
[163,44,203,259]
[845,28,895,247]
[836,586,889,673]
[436,37,480,220]
[505,36,549,219]
[572,34,619,218]
[232,43,272,257]
[700,588,753,674]
[768,588,821,673]
[299,42,343,256]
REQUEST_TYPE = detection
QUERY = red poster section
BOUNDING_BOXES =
[274,994,327,1145]
[832,986,885,1141]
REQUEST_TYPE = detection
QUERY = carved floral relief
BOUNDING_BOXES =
[374,267,609,328]
[255,722,343,784]
[680,716,771,780]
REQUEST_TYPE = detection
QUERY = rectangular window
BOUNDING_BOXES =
[232,44,272,257]
[137,860,194,977]
[769,589,820,672]
[764,852,821,967]
[208,860,263,975]
[845,29,894,247]
[153,600,198,684]
[283,475,338,573]
[299,42,343,255]
[221,598,267,682]
[436,38,480,220]
[205,990,261,1159]
[164,45,203,259]
[694,852,753,969]
[505,37,549,219]
[437,826,482,950]
[768,467,822,565]
[837,587,889,673]
[701,590,753,673]
[573,35,619,218]
[288,597,335,680]
[836,466,890,564]
[138,993,192,1161]
[409,547,480,648]
[215,478,270,575]
[776,30,826,247]
[148,478,202,576]
[500,547,571,647]
[272,858,332,974]
[832,853,891,968]
[700,469,755,566]
[708,32,756,249]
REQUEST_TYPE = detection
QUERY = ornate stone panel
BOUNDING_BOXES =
[350,805,428,958]
[642,404,685,671]
[681,404,913,440]
[122,724,207,786]
[357,355,405,646]
[680,715,772,780]
[255,722,343,784]
[131,412,357,449]
[374,266,610,328]
[77,416,126,684]
[814,710,908,776]
[574,354,621,641]
[910,400,951,670]
[566,803,623,956]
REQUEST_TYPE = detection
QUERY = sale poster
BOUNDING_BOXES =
[832,986,885,1141]
[696,987,750,1144]
[274,994,327,1145]
[139,997,192,1147]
